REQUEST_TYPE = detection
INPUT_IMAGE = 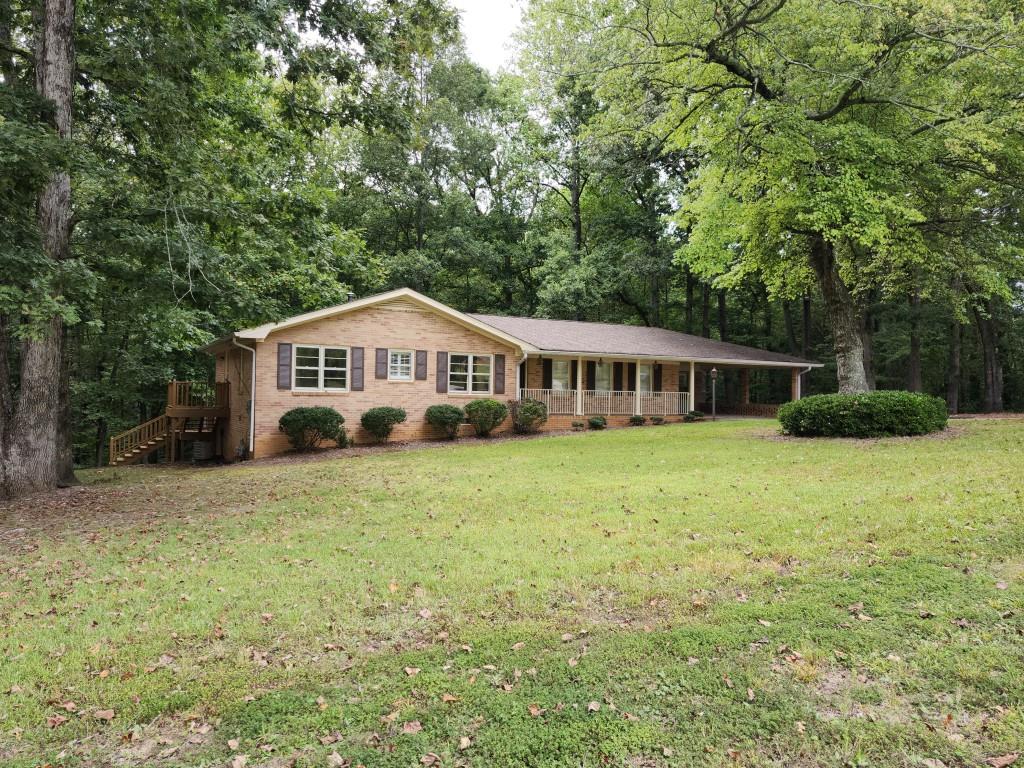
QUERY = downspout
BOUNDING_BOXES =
[231,336,256,458]
[796,365,813,400]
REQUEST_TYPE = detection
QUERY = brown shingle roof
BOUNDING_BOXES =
[470,314,817,367]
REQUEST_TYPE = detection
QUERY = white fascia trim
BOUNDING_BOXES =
[233,288,537,355]
[533,350,824,368]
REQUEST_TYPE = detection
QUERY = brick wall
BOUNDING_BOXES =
[245,298,520,457]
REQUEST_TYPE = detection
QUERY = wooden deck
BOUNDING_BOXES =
[109,381,229,465]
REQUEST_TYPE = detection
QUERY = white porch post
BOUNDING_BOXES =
[688,360,696,413]
[634,358,642,415]
[515,355,522,398]
[575,356,584,415]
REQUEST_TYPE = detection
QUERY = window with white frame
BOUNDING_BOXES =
[637,363,653,392]
[293,345,348,391]
[388,350,413,381]
[551,360,571,390]
[448,353,491,393]
[595,361,612,391]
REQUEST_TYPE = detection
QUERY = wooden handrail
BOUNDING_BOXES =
[167,380,227,409]
[109,414,168,465]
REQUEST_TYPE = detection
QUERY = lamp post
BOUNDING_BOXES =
[710,367,718,421]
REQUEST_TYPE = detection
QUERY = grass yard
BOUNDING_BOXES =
[2,419,1023,767]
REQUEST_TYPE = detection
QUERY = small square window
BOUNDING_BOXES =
[389,350,413,381]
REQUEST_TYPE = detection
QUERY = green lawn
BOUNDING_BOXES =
[2,419,1023,767]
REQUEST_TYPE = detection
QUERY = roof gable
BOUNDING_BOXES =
[231,288,535,352]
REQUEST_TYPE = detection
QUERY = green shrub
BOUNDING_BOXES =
[336,427,349,448]
[425,404,465,440]
[571,420,586,431]
[278,407,344,451]
[651,416,665,425]
[588,415,607,430]
[360,406,407,442]
[778,391,948,438]
[511,398,548,434]
[689,410,705,419]
[629,415,646,426]
[464,398,509,437]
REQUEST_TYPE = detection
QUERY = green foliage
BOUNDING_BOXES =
[511,398,548,434]
[650,416,665,425]
[628,415,646,426]
[425,404,465,439]
[360,407,407,442]
[778,392,948,438]
[587,415,607,430]
[571,420,586,431]
[278,407,344,451]
[464,398,509,437]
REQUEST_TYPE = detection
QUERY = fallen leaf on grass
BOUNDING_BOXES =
[93,709,115,721]
[402,721,422,734]
[404,667,421,677]
[995,581,1008,590]
[228,738,240,750]
[757,619,771,627]
[746,687,755,701]
[327,752,349,767]
[230,756,247,768]
[420,754,441,766]
[418,609,432,619]
[511,642,525,650]
[528,704,545,718]
[567,657,578,667]
[587,701,600,713]
[46,714,68,728]
[986,755,1019,768]
[441,693,458,703]
[458,736,472,750]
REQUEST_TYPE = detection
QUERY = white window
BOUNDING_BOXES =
[595,361,612,392]
[552,360,571,390]
[388,350,413,381]
[293,345,348,391]
[449,353,491,394]
[637,363,653,393]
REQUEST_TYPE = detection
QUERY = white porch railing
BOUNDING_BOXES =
[520,389,690,417]
[520,388,576,415]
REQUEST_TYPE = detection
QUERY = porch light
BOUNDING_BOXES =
[710,367,718,421]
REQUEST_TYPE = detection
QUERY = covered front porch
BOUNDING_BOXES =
[516,355,805,418]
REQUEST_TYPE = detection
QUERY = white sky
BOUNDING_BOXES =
[449,0,525,73]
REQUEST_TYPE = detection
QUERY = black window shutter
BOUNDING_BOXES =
[586,361,596,390]
[570,360,578,391]
[493,354,505,394]
[613,362,623,391]
[351,347,364,391]
[436,352,448,393]
[375,348,388,379]
[627,362,637,391]
[277,343,292,389]
[415,350,427,380]
[653,364,663,392]
[542,359,552,389]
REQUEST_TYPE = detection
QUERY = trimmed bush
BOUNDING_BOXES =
[651,416,666,425]
[588,415,607,430]
[360,406,407,442]
[511,398,548,434]
[464,398,509,437]
[571,420,586,431]
[278,407,344,451]
[683,410,705,423]
[425,404,465,440]
[778,391,948,438]
[629,415,646,426]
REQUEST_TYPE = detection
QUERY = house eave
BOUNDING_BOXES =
[530,349,822,368]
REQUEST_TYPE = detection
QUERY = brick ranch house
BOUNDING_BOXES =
[108,288,820,464]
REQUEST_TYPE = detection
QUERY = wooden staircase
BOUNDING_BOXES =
[109,381,229,466]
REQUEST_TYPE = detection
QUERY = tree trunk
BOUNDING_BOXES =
[973,301,1003,412]
[701,284,710,338]
[906,291,922,392]
[809,237,869,393]
[801,294,811,357]
[717,289,728,342]
[0,0,77,499]
[782,301,798,354]
[685,267,694,335]
[946,320,960,414]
